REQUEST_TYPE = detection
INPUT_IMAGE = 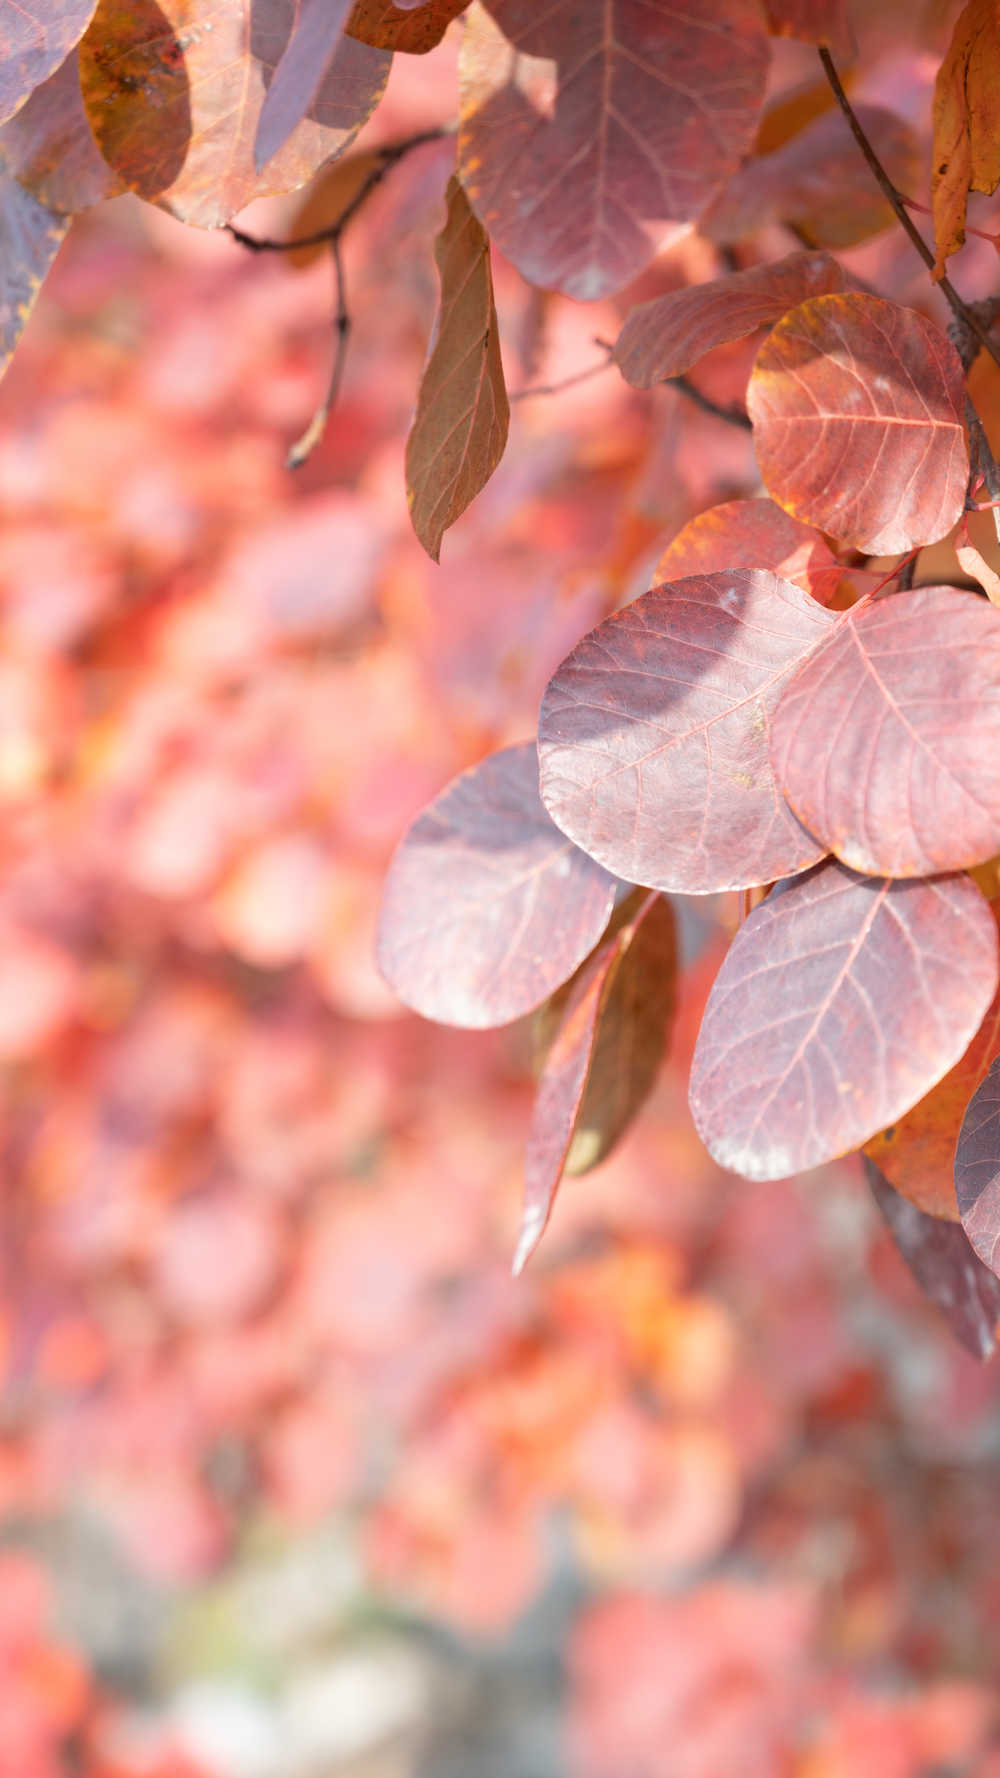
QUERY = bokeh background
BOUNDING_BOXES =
[3,28,1000,1778]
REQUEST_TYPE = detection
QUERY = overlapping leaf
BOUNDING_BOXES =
[932,0,1000,277]
[254,0,353,171]
[865,1157,1000,1358]
[615,252,855,389]
[748,295,968,554]
[0,0,97,128]
[0,50,121,210]
[79,0,391,227]
[406,175,509,563]
[457,0,770,301]
[955,1055,1000,1275]
[762,0,853,55]
[690,861,999,1181]
[771,587,1000,878]
[0,148,69,380]
[515,892,676,1274]
[347,0,470,52]
[376,743,619,1028]
[538,570,833,895]
[652,499,844,605]
[865,902,1000,1220]
[703,105,921,250]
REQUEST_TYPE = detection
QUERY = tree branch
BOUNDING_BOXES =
[509,337,615,401]
[668,375,753,431]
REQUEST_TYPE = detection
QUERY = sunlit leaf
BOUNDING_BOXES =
[79,0,391,227]
[0,0,97,128]
[347,0,470,52]
[0,49,121,210]
[0,149,69,381]
[748,294,968,553]
[376,742,620,1028]
[406,174,509,562]
[457,0,770,300]
[254,0,354,171]
[771,587,1000,877]
[690,861,998,1180]
[866,902,1000,1220]
[703,105,921,249]
[538,570,833,895]
[762,0,853,54]
[956,1055,1000,1275]
[615,251,855,388]
[515,893,676,1274]
[932,0,1000,277]
[652,499,844,605]
[865,1156,1000,1358]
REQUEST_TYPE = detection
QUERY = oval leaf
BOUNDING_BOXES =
[652,499,844,605]
[515,892,676,1274]
[932,0,1000,277]
[376,743,619,1029]
[79,0,391,227]
[771,587,1000,878]
[690,861,999,1181]
[254,0,353,171]
[615,251,855,388]
[457,0,770,301]
[0,0,97,128]
[406,175,509,563]
[956,1055,1000,1275]
[347,0,470,52]
[538,570,834,895]
[866,1156,1000,1359]
[0,149,69,380]
[0,49,122,210]
[748,294,968,554]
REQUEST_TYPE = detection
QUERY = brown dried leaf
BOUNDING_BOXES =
[347,0,470,52]
[932,0,1000,276]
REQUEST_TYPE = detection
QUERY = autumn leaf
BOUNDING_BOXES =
[457,0,769,301]
[0,0,97,128]
[376,743,619,1028]
[956,1054,1000,1274]
[932,0,1000,277]
[347,0,470,52]
[956,512,1000,604]
[771,587,1000,878]
[254,0,354,171]
[762,0,854,56]
[690,861,999,1181]
[615,251,856,388]
[79,0,391,227]
[652,499,844,605]
[0,50,122,211]
[0,149,69,381]
[538,570,833,895]
[405,174,509,563]
[748,294,968,553]
[515,893,676,1274]
[866,1156,1000,1358]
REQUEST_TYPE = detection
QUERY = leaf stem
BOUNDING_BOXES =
[668,375,753,431]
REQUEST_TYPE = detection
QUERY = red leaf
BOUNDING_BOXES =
[515,893,676,1274]
[346,0,471,52]
[376,742,619,1028]
[955,1055,1000,1274]
[866,1156,1000,1358]
[79,0,391,227]
[0,152,69,380]
[748,294,969,554]
[652,499,844,606]
[456,0,769,300]
[537,570,833,895]
[0,48,122,211]
[771,587,1000,877]
[0,0,97,128]
[690,861,998,1181]
[615,251,856,388]
[254,0,353,171]
[763,0,854,56]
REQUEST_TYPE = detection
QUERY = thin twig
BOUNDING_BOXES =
[510,337,615,401]
[287,236,348,469]
[818,48,1000,375]
[668,375,753,431]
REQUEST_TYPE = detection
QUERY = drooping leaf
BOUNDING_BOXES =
[0,149,69,380]
[537,570,833,896]
[931,0,1000,277]
[406,174,509,563]
[347,0,470,52]
[0,0,97,128]
[254,0,354,172]
[652,499,844,606]
[703,105,921,250]
[690,861,999,1181]
[376,742,620,1028]
[866,903,1000,1220]
[865,1156,1000,1359]
[456,0,770,301]
[748,294,968,554]
[956,1056,1000,1275]
[515,892,676,1274]
[762,0,853,55]
[79,0,391,228]
[0,49,121,210]
[615,251,856,388]
[771,587,1000,878]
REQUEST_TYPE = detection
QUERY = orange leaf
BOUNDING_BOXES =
[932,0,1000,277]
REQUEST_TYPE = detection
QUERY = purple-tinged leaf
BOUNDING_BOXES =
[690,861,998,1181]
[955,1055,1000,1276]
[866,1155,1000,1359]
[538,570,833,895]
[255,0,353,172]
[376,743,619,1029]
[0,149,69,380]
[0,0,97,128]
